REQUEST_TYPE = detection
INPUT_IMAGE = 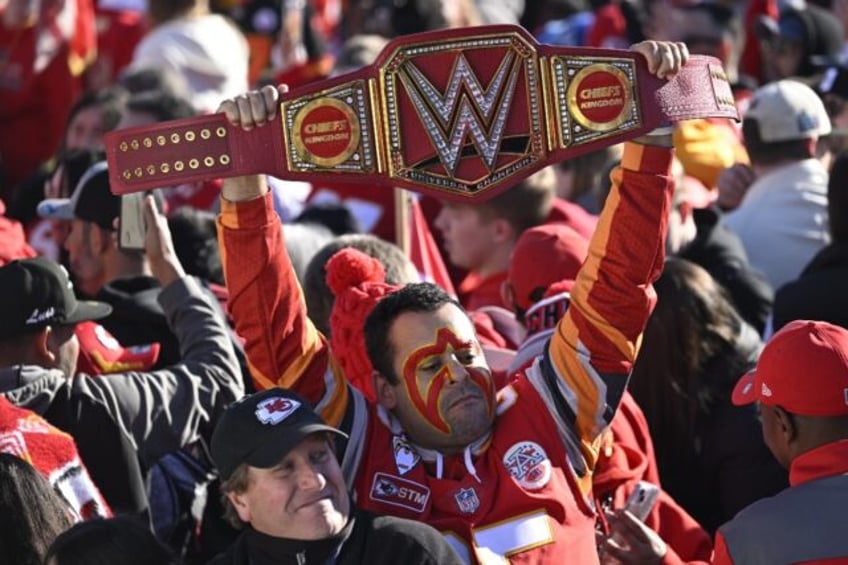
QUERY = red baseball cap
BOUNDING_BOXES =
[732,320,848,416]
[507,224,588,311]
[75,321,161,375]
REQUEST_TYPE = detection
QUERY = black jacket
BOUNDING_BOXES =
[0,279,242,514]
[679,207,774,335]
[659,323,788,533]
[772,241,848,332]
[97,275,181,368]
[208,508,462,565]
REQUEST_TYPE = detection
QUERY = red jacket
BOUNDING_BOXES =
[594,425,712,565]
[458,271,508,311]
[0,26,76,196]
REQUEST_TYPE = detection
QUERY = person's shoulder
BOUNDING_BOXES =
[367,510,440,538]
[719,483,797,537]
[360,510,461,562]
[3,364,69,405]
[205,532,246,565]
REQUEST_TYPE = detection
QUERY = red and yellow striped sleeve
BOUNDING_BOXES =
[217,192,349,427]
[545,142,674,469]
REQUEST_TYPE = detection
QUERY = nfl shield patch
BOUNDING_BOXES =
[454,487,480,514]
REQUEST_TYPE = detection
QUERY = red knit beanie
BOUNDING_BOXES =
[327,248,400,402]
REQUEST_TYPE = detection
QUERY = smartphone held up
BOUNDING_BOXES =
[119,193,147,251]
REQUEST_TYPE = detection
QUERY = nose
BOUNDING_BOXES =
[445,357,469,384]
[295,463,326,491]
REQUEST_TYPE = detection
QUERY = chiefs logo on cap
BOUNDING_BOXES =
[255,397,301,425]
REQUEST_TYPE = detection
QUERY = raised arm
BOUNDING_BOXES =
[214,86,351,426]
[539,41,687,470]
[78,195,244,464]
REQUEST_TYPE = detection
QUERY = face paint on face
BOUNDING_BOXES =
[400,327,495,434]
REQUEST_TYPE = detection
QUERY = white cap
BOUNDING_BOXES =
[744,79,831,142]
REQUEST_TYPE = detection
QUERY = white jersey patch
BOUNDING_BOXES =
[503,441,552,490]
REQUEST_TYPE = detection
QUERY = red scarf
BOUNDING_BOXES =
[0,396,111,520]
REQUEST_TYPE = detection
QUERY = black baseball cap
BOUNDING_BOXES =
[37,161,119,231]
[818,62,848,99]
[755,5,844,73]
[0,257,112,340]
[211,388,347,481]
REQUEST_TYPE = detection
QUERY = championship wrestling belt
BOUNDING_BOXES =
[105,24,737,202]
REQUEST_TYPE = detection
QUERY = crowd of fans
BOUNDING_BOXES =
[1,0,848,563]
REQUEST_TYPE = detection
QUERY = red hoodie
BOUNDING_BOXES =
[594,426,713,565]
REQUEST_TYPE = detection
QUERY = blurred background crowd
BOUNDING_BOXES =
[2,0,848,562]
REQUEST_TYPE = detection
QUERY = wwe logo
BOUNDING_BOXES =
[398,51,522,175]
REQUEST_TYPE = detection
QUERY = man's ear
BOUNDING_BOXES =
[806,136,817,159]
[374,371,398,409]
[490,218,514,245]
[226,491,252,523]
[773,406,798,444]
[89,224,109,254]
[36,327,57,365]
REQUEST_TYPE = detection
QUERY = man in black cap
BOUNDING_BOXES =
[0,194,243,515]
[756,4,844,82]
[39,160,252,558]
[37,161,187,367]
[210,388,462,565]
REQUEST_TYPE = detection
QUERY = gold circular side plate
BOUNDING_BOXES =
[566,64,633,132]
[291,97,361,168]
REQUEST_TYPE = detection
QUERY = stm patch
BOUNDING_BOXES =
[503,441,552,490]
[369,472,430,513]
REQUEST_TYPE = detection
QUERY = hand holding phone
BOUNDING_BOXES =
[606,481,660,549]
[600,481,665,564]
[623,480,660,521]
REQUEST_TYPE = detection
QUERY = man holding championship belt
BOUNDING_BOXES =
[106,26,735,564]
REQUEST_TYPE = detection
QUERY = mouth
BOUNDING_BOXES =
[297,492,334,511]
[449,394,482,411]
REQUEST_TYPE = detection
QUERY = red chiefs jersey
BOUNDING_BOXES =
[352,375,598,563]
[219,142,674,563]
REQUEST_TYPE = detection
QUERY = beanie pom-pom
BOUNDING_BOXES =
[326,248,386,296]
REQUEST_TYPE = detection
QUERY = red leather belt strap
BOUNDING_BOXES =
[105,25,737,202]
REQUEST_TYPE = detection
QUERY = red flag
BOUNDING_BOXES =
[407,194,457,297]
[35,0,97,75]
[68,0,98,76]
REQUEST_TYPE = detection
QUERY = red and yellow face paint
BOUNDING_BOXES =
[400,327,495,434]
